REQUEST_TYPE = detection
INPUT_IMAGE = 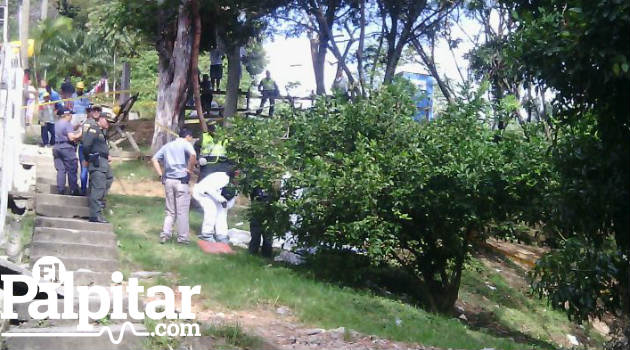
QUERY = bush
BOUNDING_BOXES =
[228,84,552,312]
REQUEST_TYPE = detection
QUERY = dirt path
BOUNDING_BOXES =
[146,289,440,350]
[196,306,440,350]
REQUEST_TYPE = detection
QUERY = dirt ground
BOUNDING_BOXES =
[159,292,442,350]
[110,178,165,197]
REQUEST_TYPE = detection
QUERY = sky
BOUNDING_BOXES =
[262,18,481,97]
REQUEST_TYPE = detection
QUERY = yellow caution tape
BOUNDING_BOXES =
[154,121,179,138]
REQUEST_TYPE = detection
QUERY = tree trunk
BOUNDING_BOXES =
[190,0,207,133]
[19,0,30,69]
[223,45,241,124]
[119,61,130,105]
[411,37,453,104]
[310,35,327,95]
[40,0,48,20]
[356,0,366,97]
[151,0,194,152]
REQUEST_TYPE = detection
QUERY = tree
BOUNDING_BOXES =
[377,0,455,84]
[277,0,354,95]
[500,0,630,323]
[210,0,286,120]
[228,83,551,312]
[37,27,111,87]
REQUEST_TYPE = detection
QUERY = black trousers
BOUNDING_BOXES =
[258,91,276,116]
[248,216,272,257]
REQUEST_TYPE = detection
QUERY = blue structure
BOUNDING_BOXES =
[399,72,434,121]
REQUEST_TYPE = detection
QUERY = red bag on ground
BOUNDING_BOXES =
[197,240,234,254]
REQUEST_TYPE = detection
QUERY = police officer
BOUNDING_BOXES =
[257,70,279,117]
[78,105,101,195]
[82,112,114,223]
[53,109,83,195]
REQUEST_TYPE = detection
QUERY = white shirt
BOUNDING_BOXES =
[195,172,230,202]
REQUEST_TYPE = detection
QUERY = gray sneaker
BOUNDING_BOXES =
[215,234,230,244]
[198,233,217,242]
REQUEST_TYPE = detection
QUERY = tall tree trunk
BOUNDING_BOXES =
[151,0,194,151]
[356,0,366,97]
[190,0,207,133]
[411,37,453,104]
[223,45,241,124]
[310,35,327,95]
[19,0,30,69]
[40,0,48,20]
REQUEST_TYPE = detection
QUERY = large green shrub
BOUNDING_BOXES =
[228,84,552,312]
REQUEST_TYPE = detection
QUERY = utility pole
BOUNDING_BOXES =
[18,0,30,69]
[40,0,48,20]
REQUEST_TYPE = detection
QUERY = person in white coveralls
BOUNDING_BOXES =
[193,159,239,243]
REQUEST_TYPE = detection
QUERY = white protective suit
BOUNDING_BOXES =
[192,172,236,242]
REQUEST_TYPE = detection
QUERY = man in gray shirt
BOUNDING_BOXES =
[152,128,197,244]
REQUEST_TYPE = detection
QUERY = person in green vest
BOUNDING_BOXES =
[200,125,217,156]
[256,70,279,117]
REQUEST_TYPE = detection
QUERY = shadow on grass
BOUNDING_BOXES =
[285,248,558,350]
[464,310,557,350]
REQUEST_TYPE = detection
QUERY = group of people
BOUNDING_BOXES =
[37,72,274,254]
[52,103,114,224]
[30,75,114,224]
[151,128,242,248]
[200,46,281,118]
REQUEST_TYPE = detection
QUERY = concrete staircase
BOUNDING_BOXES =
[2,149,147,350]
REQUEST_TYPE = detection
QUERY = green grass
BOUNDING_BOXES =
[21,213,35,248]
[202,322,265,349]
[459,255,605,348]
[20,213,35,263]
[108,194,604,350]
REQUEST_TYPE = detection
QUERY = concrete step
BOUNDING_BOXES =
[30,241,118,261]
[36,204,91,219]
[36,193,89,207]
[36,176,58,185]
[35,217,113,232]
[21,154,54,165]
[73,271,116,286]
[4,323,146,350]
[32,227,116,246]
[29,256,119,272]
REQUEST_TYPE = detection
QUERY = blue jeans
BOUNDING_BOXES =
[41,123,55,146]
[78,144,89,195]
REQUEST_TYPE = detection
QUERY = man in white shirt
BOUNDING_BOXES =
[192,165,238,243]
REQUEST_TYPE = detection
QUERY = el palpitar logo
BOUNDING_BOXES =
[1,256,201,344]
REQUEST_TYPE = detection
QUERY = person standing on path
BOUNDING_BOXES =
[82,113,114,223]
[192,167,238,243]
[152,129,197,244]
[71,81,91,125]
[257,70,279,117]
[209,48,224,91]
[78,105,102,195]
[53,110,82,195]
[39,92,56,147]
[248,187,272,257]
